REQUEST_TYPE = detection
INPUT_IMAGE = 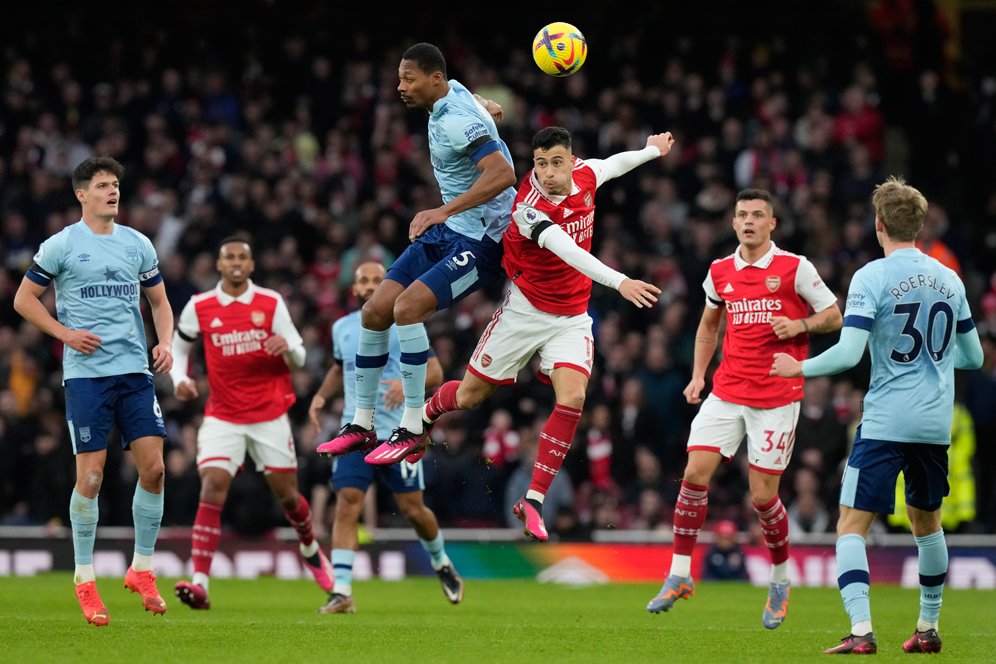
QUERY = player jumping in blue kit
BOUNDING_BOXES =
[317,42,516,463]
[308,262,463,613]
[771,177,984,655]
[14,156,175,626]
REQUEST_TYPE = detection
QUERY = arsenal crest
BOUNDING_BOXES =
[765,276,781,292]
[481,354,492,368]
[251,310,266,327]
[583,192,592,207]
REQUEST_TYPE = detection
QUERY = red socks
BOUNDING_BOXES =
[672,481,709,556]
[753,495,790,565]
[283,494,315,547]
[425,380,461,421]
[528,404,582,496]
[191,500,223,576]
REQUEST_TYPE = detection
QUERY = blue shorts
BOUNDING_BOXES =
[332,451,424,494]
[387,224,504,309]
[64,374,166,454]
[839,427,949,514]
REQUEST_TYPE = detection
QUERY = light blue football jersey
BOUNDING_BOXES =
[427,79,515,242]
[28,221,162,380]
[843,248,973,444]
[333,312,412,440]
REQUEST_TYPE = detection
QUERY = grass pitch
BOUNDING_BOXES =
[0,574,993,662]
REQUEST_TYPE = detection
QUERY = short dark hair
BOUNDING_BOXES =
[402,43,447,78]
[218,235,253,256]
[532,126,572,153]
[72,156,124,190]
[735,188,774,206]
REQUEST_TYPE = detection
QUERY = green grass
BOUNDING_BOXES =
[0,575,993,662]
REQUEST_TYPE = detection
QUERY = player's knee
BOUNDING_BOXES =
[79,469,103,493]
[557,391,586,411]
[393,292,433,325]
[140,460,165,489]
[360,300,393,330]
[398,499,428,523]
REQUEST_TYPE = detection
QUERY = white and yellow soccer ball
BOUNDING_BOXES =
[532,22,587,77]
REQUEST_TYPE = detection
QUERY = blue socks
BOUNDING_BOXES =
[354,327,390,429]
[836,533,872,630]
[332,549,355,596]
[397,323,429,433]
[915,530,947,626]
[70,489,98,566]
[419,531,451,570]
[132,484,163,558]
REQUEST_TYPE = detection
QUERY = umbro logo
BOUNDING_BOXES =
[210,318,224,328]
[77,253,91,262]
[723,283,734,293]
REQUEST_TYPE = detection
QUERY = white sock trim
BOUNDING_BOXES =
[852,620,873,636]
[669,554,692,578]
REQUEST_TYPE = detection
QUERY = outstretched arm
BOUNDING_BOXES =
[770,326,869,378]
[512,203,660,308]
[586,132,674,187]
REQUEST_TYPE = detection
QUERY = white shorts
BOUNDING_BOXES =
[686,394,800,474]
[196,414,297,476]
[468,284,594,384]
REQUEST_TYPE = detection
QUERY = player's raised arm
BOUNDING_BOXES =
[586,131,675,187]
[512,203,661,308]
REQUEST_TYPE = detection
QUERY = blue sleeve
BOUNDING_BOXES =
[138,234,163,287]
[841,265,877,329]
[443,111,492,160]
[802,326,870,377]
[27,234,66,285]
[955,324,984,370]
[331,322,344,363]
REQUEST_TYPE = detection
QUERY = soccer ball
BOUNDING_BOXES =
[532,22,587,77]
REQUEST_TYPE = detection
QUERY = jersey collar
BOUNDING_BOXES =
[214,279,256,306]
[734,241,777,271]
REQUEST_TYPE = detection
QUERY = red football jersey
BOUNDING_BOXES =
[706,244,835,408]
[185,285,297,423]
[503,158,598,315]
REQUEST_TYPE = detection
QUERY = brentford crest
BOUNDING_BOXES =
[765,276,781,292]
[251,310,266,326]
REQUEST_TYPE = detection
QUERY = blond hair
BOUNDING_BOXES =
[871,176,928,242]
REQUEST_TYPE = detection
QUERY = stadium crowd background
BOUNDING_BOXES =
[1,1,994,543]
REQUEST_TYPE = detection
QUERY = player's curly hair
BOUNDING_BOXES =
[872,176,927,242]
[402,43,447,78]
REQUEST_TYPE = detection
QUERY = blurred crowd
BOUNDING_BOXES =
[2,1,995,542]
